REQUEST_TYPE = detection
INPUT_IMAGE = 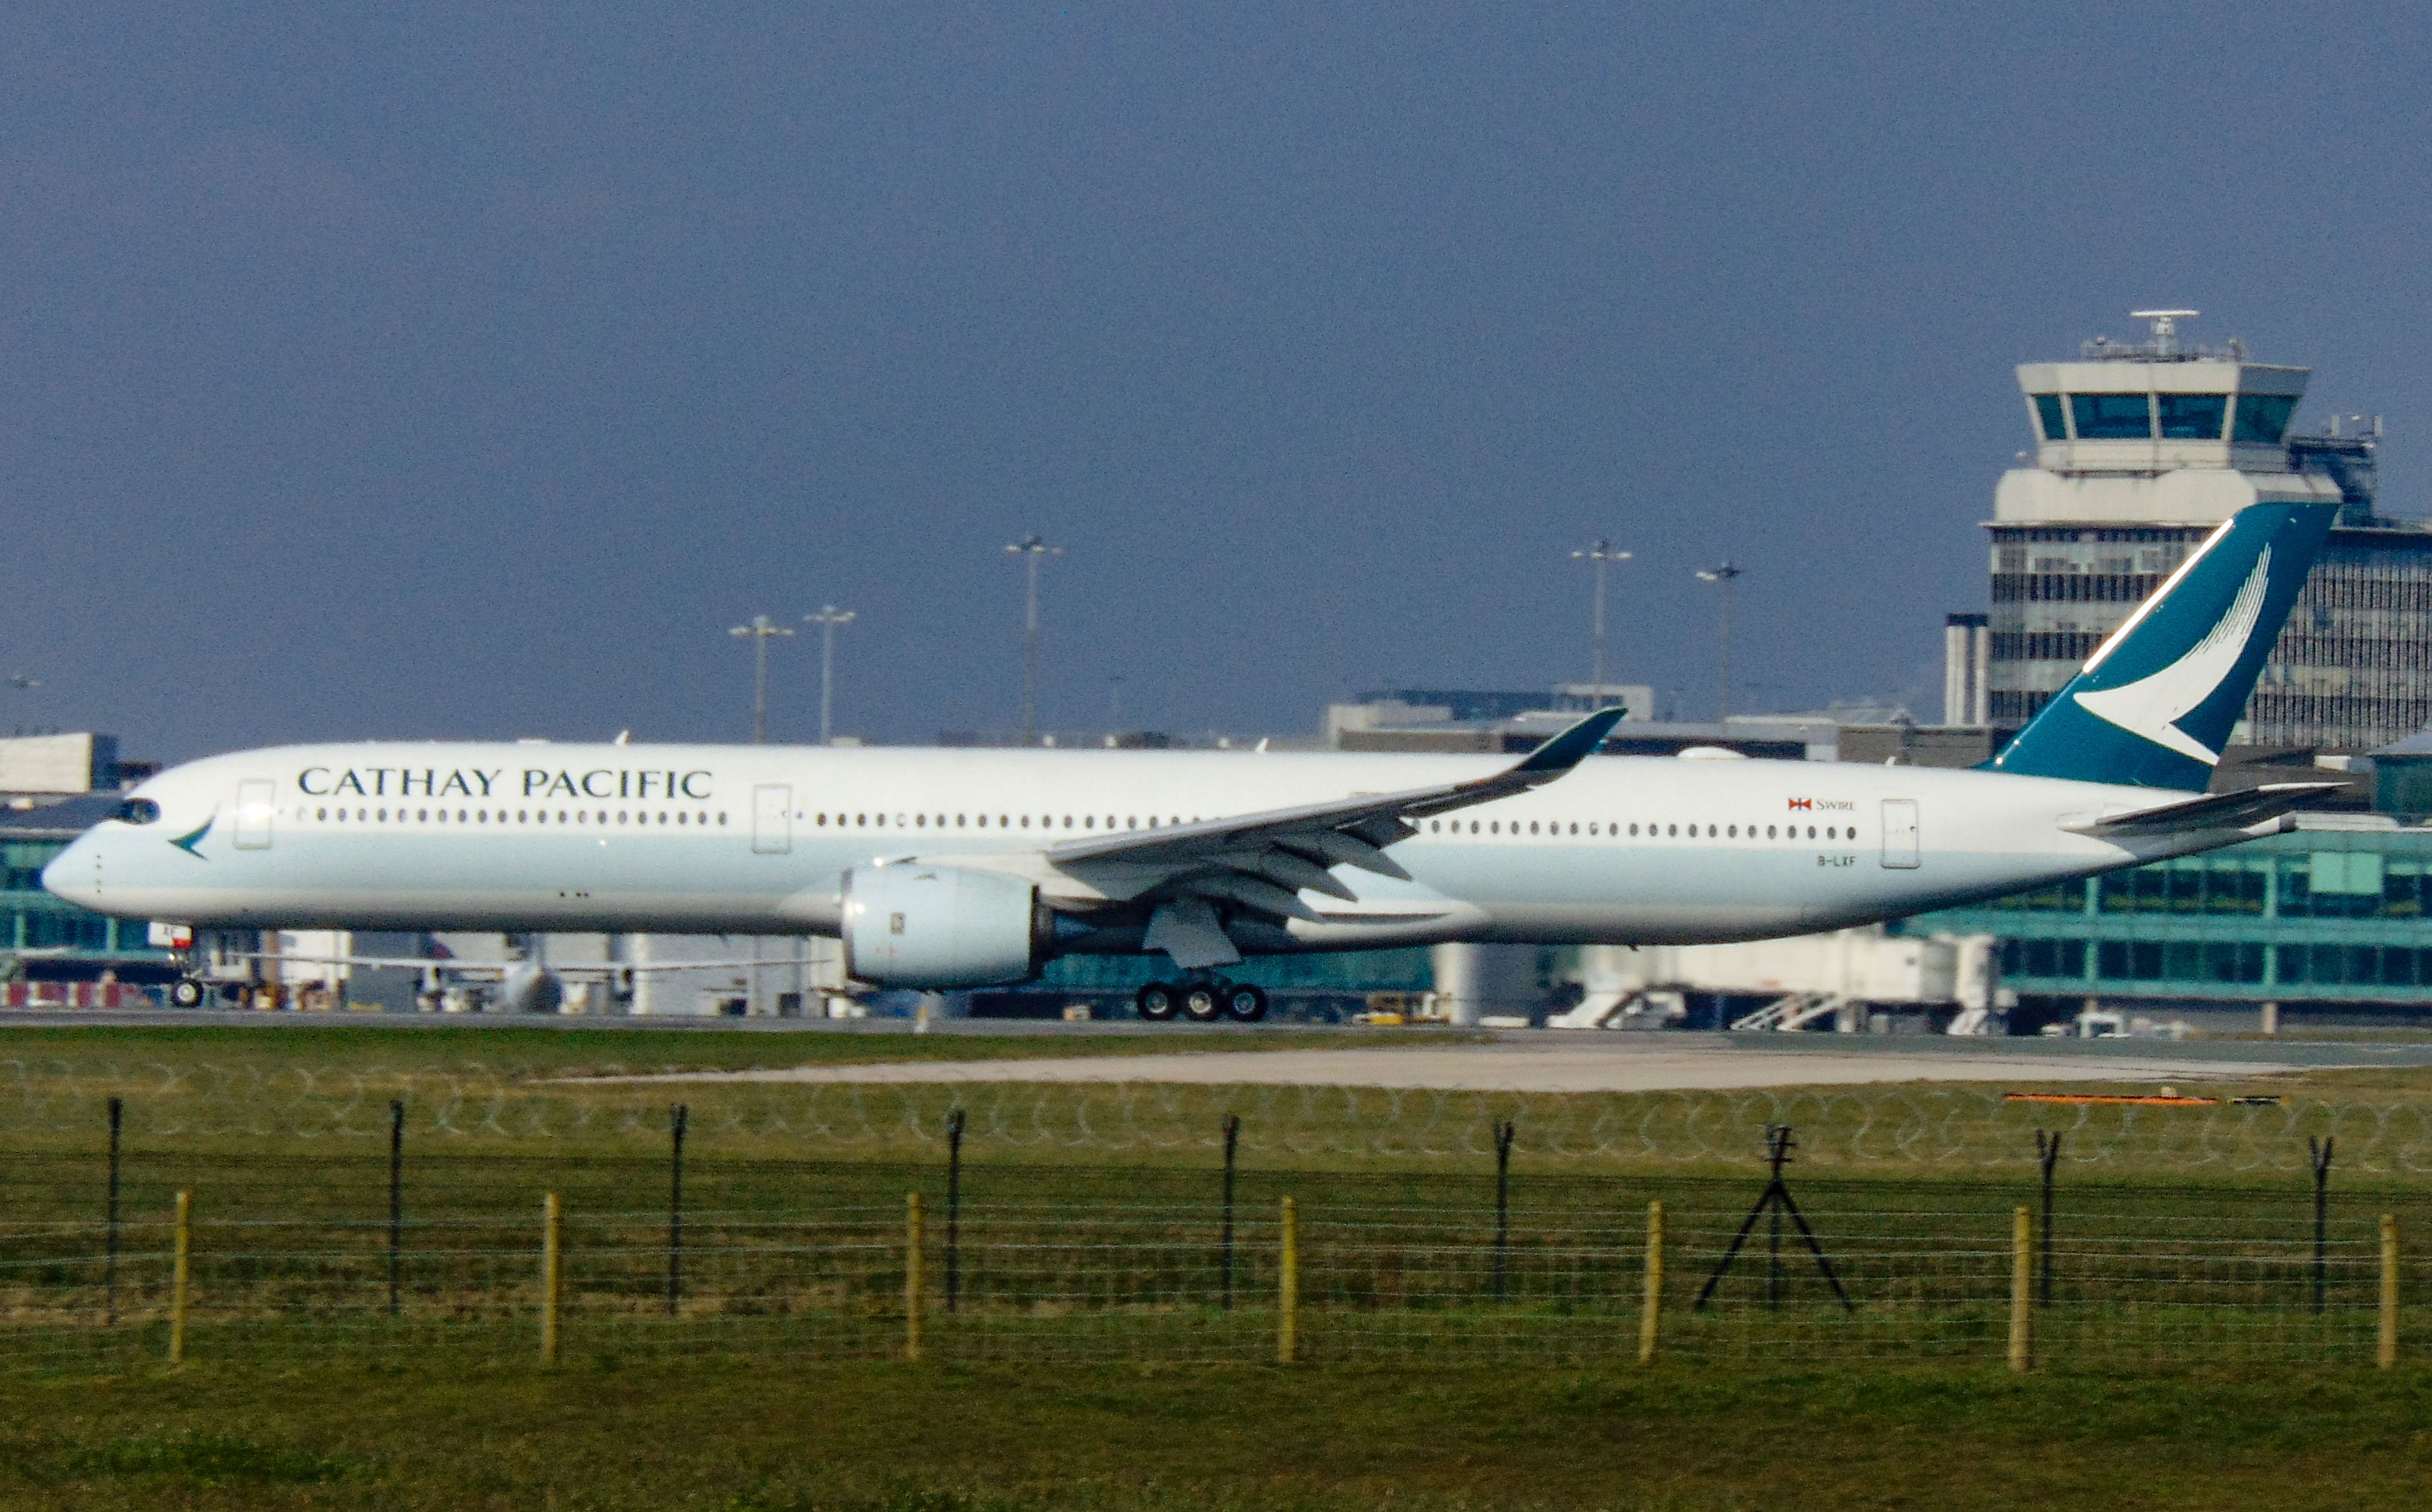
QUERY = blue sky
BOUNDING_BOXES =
[5,4,2428,756]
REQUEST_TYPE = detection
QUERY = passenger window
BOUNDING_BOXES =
[1490,821,1499,835]
[1767,825,1776,838]
[417,808,428,822]
[1084,816,1094,829]
[1665,823,1675,837]
[1727,825,1737,838]
[1528,821,1538,835]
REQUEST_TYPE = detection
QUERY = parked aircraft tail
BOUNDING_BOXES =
[1984,501,2338,791]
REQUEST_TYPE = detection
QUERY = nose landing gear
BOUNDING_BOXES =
[1134,978,1268,1023]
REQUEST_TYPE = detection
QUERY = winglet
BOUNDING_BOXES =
[1511,708,1627,780]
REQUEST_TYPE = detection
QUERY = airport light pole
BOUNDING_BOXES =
[1694,562,1745,721]
[1004,535,1061,746]
[729,614,793,744]
[1568,539,1633,704]
[804,605,856,745]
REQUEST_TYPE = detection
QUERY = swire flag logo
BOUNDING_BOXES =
[1787,798,1814,810]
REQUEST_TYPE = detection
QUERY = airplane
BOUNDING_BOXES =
[49,500,2341,1024]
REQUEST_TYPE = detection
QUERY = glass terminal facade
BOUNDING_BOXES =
[1895,826,2432,1022]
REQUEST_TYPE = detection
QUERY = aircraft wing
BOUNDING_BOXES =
[2061,781,2347,837]
[1045,707,1626,874]
[926,708,1624,969]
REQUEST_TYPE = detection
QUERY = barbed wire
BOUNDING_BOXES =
[1,1059,2428,1178]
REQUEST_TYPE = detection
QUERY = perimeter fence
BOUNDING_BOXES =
[0,1058,2425,1375]
[5,1057,2432,1180]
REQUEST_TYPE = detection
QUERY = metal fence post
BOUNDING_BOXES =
[2380,1212,2399,1369]
[388,1098,405,1318]
[905,1192,925,1362]
[1638,1199,1664,1365]
[105,1096,122,1327]
[1279,1196,1298,1365]
[2008,1206,2033,1373]
[1493,1119,1514,1303]
[541,1193,562,1365]
[2035,1129,2060,1308]
[945,1107,964,1315]
[666,1104,687,1318]
[169,1190,191,1366]
[1220,1112,1240,1312]
[2310,1136,2334,1315]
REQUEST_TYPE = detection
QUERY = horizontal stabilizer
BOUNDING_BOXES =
[2060,782,2346,837]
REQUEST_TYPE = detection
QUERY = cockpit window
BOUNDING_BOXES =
[113,799,161,825]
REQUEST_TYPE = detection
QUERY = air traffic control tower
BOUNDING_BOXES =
[1987,311,2430,753]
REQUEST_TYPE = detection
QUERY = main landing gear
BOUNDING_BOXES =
[1136,979,1268,1024]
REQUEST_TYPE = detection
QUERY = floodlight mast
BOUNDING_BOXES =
[1694,562,1745,720]
[804,605,856,745]
[728,614,794,744]
[1568,539,1633,704]
[1004,535,1062,746]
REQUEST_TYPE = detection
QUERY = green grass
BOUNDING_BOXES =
[0,1356,2427,1509]
[0,1031,2427,1505]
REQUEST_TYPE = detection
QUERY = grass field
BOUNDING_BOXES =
[1,1024,2430,1507]
[2,1356,2431,1509]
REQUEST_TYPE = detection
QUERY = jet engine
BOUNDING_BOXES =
[843,865,1050,988]
[497,961,565,1015]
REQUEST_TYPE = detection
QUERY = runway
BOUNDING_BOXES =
[586,1039,2347,1094]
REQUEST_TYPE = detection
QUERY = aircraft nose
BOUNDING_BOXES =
[41,833,98,904]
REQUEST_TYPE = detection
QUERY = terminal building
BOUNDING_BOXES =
[1985,311,2427,751]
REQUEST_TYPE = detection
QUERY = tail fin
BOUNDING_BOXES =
[1985,502,2337,790]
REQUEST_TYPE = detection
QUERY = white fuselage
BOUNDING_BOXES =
[47,741,2254,958]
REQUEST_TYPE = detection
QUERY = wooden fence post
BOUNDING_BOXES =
[906,1192,925,1363]
[1278,1196,1298,1365]
[541,1193,562,1365]
[168,1190,191,1366]
[2380,1212,2399,1370]
[2008,1206,2033,1373]
[1639,1200,1664,1365]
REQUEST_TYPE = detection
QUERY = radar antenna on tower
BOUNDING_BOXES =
[2129,308,2200,358]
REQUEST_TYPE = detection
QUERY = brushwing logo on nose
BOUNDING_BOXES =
[169,813,215,858]
[2071,547,2272,766]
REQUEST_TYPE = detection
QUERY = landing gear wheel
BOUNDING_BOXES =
[169,979,206,1008]
[1223,983,1269,1022]
[1136,982,1180,1021]
[1182,983,1224,1022]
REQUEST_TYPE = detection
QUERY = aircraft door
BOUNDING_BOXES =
[1879,798,1919,869]
[752,784,793,855]
[233,780,275,850]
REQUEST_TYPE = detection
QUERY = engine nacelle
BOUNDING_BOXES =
[497,961,565,1015]
[842,864,1048,989]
